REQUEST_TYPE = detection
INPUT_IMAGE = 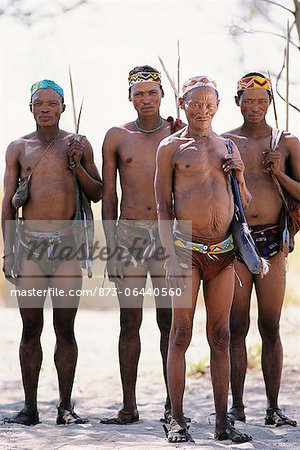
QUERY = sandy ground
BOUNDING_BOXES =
[0,284,300,450]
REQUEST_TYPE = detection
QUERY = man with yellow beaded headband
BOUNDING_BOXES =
[101,65,183,425]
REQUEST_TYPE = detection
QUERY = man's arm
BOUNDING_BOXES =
[101,128,123,280]
[1,142,20,279]
[155,139,185,291]
[68,136,102,202]
[263,133,300,201]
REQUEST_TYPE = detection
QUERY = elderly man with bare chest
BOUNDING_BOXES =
[155,76,252,443]
[101,66,183,425]
[223,72,300,428]
[2,80,102,425]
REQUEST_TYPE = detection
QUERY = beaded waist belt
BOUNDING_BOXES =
[174,234,234,254]
[23,227,72,240]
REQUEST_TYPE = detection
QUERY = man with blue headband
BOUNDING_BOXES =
[2,79,102,425]
[30,79,65,100]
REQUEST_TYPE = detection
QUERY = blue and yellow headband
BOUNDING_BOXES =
[31,79,64,100]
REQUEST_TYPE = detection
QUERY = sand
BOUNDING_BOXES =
[1,287,300,450]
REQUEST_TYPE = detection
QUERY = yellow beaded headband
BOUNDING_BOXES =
[128,71,161,88]
[237,75,271,92]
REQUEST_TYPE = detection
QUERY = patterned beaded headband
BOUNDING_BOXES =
[237,75,271,92]
[128,71,161,88]
[31,79,64,99]
[182,76,218,97]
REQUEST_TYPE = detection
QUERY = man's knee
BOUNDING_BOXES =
[171,322,192,351]
[258,319,280,343]
[54,317,75,341]
[21,319,43,344]
[156,309,172,335]
[207,324,230,351]
[120,311,142,338]
[230,315,250,341]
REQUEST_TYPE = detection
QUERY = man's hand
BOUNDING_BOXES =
[106,253,124,286]
[2,254,17,285]
[68,138,85,167]
[263,150,282,175]
[222,153,245,182]
[164,257,186,292]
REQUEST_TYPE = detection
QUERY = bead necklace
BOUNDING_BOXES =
[135,117,164,133]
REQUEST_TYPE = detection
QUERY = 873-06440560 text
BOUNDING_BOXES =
[97,287,182,297]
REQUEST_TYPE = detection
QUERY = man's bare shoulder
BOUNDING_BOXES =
[106,122,135,136]
[279,131,300,167]
[6,133,34,156]
[103,122,135,146]
[58,130,74,139]
[159,126,188,148]
[281,130,300,148]
[221,127,243,139]
[9,131,35,144]
[212,131,227,142]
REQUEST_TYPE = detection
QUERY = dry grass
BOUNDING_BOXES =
[247,342,262,369]
[187,356,210,376]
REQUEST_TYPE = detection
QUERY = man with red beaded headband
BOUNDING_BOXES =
[223,72,300,427]
[101,65,183,425]
[155,75,252,443]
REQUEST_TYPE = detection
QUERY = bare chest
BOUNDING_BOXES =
[117,133,166,171]
[233,135,287,176]
[236,136,268,171]
[174,140,227,175]
[19,141,70,178]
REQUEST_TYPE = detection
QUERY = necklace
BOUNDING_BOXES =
[135,117,164,133]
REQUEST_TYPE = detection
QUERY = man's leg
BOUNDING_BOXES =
[156,305,172,412]
[204,265,252,442]
[101,263,147,424]
[255,252,296,426]
[52,306,79,410]
[150,259,172,415]
[51,259,87,424]
[15,307,45,424]
[168,267,199,428]
[4,259,47,425]
[229,261,253,422]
